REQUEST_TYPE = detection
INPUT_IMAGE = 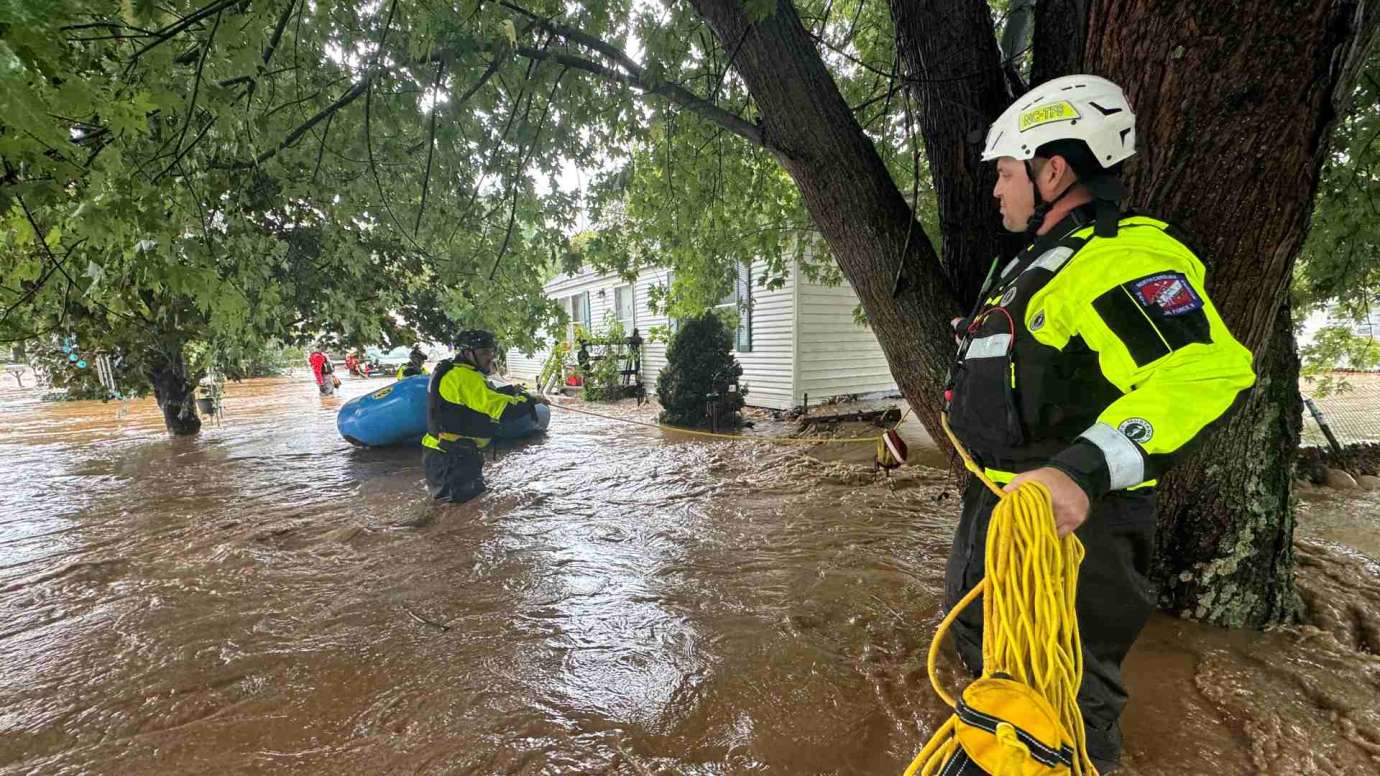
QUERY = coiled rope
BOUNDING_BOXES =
[902,416,1096,776]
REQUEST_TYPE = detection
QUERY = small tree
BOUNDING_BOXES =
[656,313,746,427]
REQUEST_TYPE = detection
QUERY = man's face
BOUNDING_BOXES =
[993,157,1035,232]
[470,347,496,373]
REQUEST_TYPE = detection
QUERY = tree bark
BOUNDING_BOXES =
[1030,0,1088,84]
[1081,0,1379,627]
[888,0,1022,308]
[689,0,960,435]
[148,351,201,436]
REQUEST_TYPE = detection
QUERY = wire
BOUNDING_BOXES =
[547,400,884,445]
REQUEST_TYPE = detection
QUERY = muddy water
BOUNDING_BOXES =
[1,376,1379,775]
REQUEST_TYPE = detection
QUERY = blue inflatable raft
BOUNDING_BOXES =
[336,375,550,447]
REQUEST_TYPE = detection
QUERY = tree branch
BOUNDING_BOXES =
[253,79,369,166]
[156,8,222,183]
[497,1,765,147]
[489,185,520,281]
[513,44,765,147]
[414,59,447,235]
[127,0,240,69]
[262,0,298,68]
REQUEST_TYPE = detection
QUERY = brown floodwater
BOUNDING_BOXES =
[1,375,1378,775]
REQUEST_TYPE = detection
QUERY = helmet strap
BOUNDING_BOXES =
[1023,158,1075,237]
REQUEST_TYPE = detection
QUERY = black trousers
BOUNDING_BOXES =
[944,477,1157,768]
[423,442,486,503]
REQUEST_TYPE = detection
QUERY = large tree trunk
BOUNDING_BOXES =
[1079,0,1379,626]
[148,351,202,436]
[887,0,1021,307]
[690,0,960,435]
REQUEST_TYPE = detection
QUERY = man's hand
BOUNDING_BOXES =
[1003,467,1090,537]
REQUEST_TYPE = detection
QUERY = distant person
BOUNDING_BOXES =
[345,352,360,377]
[396,347,428,379]
[421,330,548,503]
[308,347,335,396]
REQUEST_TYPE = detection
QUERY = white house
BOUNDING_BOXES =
[504,259,899,410]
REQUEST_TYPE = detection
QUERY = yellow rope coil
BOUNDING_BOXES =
[902,417,1096,776]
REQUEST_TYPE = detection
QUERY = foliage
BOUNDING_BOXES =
[1299,324,1380,397]
[1294,52,1380,326]
[656,312,745,427]
[577,315,627,401]
[0,0,939,429]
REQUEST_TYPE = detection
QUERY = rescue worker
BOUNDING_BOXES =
[308,346,334,396]
[396,347,428,379]
[944,74,1256,772]
[421,330,547,503]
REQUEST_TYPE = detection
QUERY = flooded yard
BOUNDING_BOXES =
[1,376,1378,775]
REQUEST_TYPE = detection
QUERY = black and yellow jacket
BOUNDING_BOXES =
[396,363,429,380]
[421,359,533,451]
[946,208,1255,498]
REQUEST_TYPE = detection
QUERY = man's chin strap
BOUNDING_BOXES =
[1023,159,1076,236]
[1023,159,1125,238]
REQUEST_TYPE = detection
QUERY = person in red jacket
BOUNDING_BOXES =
[308,348,334,396]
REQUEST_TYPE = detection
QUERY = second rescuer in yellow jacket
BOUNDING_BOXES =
[396,347,429,380]
[944,74,1256,772]
[421,330,546,503]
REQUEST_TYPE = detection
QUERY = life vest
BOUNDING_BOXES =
[423,359,503,450]
[943,207,1252,493]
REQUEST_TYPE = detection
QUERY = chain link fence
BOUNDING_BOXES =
[1301,372,1380,449]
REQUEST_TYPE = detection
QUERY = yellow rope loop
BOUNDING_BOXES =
[905,415,1097,776]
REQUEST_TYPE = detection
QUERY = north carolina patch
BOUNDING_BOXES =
[1131,272,1202,316]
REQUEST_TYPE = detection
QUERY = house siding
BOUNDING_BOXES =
[795,276,899,400]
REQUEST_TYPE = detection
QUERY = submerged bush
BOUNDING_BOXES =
[656,312,745,427]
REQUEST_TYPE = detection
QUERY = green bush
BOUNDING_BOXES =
[656,312,745,427]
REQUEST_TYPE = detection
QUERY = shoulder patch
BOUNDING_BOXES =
[1130,272,1202,316]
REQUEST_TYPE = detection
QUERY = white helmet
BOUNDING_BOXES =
[981,74,1136,168]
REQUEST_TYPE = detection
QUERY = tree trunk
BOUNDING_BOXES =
[690,0,960,435]
[888,0,1022,307]
[1080,0,1379,627]
[1030,0,1088,84]
[1151,301,1303,624]
[148,352,201,436]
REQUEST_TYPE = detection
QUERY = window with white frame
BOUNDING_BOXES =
[613,284,635,330]
[715,262,752,352]
[568,291,592,341]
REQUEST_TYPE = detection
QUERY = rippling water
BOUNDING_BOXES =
[1,375,1378,775]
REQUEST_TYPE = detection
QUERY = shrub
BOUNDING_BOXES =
[656,312,745,427]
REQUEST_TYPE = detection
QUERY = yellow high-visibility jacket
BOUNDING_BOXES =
[946,211,1256,496]
[421,360,530,451]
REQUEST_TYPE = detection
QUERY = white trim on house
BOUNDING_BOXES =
[504,261,899,410]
